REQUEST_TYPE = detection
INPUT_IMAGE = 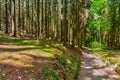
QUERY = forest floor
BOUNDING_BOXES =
[0,34,55,80]
[80,50,120,80]
[0,32,120,80]
[0,32,81,80]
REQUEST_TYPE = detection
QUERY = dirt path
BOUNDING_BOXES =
[0,40,55,80]
[80,51,120,80]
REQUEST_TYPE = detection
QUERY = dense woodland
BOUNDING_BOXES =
[0,0,120,49]
[0,0,120,80]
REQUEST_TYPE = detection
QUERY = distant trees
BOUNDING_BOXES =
[89,0,120,49]
[108,0,120,48]
[0,0,90,48]
[0,0,119,49]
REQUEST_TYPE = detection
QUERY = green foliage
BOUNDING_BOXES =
[90,41,105,51]
[73,59,81,80]
[0,69,5,80]
[0,75,4,80]
[94,50,119,65]
[44,70,59,80]
[55,54,67,65]
[106,57,118,64]
[55,53,81,80]
[90,0,120,49]
[101,51,118,64]
[43,52,81,80]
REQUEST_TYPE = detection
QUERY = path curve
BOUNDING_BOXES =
[79,51,120,80]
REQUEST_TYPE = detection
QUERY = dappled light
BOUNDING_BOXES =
[80,52,120,80]
[0,33,81,80]
[0,0,120,80]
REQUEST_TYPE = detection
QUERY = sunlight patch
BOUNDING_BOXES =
[24,64,34,68]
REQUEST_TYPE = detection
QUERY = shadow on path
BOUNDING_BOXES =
[80,51,120,80]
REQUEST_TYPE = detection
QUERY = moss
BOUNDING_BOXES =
[44,70,59,80]
[0,69,5,80]
[54,52,81,80]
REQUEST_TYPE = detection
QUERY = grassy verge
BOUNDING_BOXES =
[93,50,119,65]
[90,41,120,75]
[90,41,120,65]
[43,54,81,80]
[93,49,120,75]
[0,69,5,80]
[43,45,81,80]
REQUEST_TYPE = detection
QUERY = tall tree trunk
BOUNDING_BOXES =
[41,0,44,39]
[5,0,9,34]
[22,0,25,31]
[11,0,16,37]
[18,0,21,36]
[31,0,34,34]
[64,0,68,46]
[110,0,116,48]
[37,0,41,40]
[45,0,48,38]
[0,0,1,30]
[26,0,30,33]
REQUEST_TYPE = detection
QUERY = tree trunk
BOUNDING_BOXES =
[5,0,9,34]
[11,0,16,37]
[0,0,1,30]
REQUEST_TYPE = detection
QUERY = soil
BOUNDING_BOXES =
[0,41,55,80]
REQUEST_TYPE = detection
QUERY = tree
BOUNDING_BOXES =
[5,0,8,34]
[0,0,1,30]
[18,0,21,35]
[37,0,40,40]
[11,0,16,37]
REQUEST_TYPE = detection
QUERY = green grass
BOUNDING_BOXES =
[1,56,21,61]
[90,41,120,65]
[44,70,59,80]
[92,48,120,66]
[43,53,81,80]
[91,45,120,76]
[0,69,5,80]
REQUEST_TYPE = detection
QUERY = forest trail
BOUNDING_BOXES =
[0,35,56,80]
[0,34,81,80]
[80,51,120,80]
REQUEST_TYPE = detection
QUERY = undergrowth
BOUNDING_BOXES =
[43,51,81,80]
[95,51,118,65]
[0,69,5,80]
[91,42,120,75]
[91,41,119,65]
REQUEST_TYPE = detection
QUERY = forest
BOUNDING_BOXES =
[0,0,120,80]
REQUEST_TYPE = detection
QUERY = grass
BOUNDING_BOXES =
[0,69,5,80]
[44,70,59,80]
[91,42,120,75]
[90,41,120,65]
[44,51,81,80]
[24,64,34,68]
[92,49,119,65]
[1,56,21,61]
